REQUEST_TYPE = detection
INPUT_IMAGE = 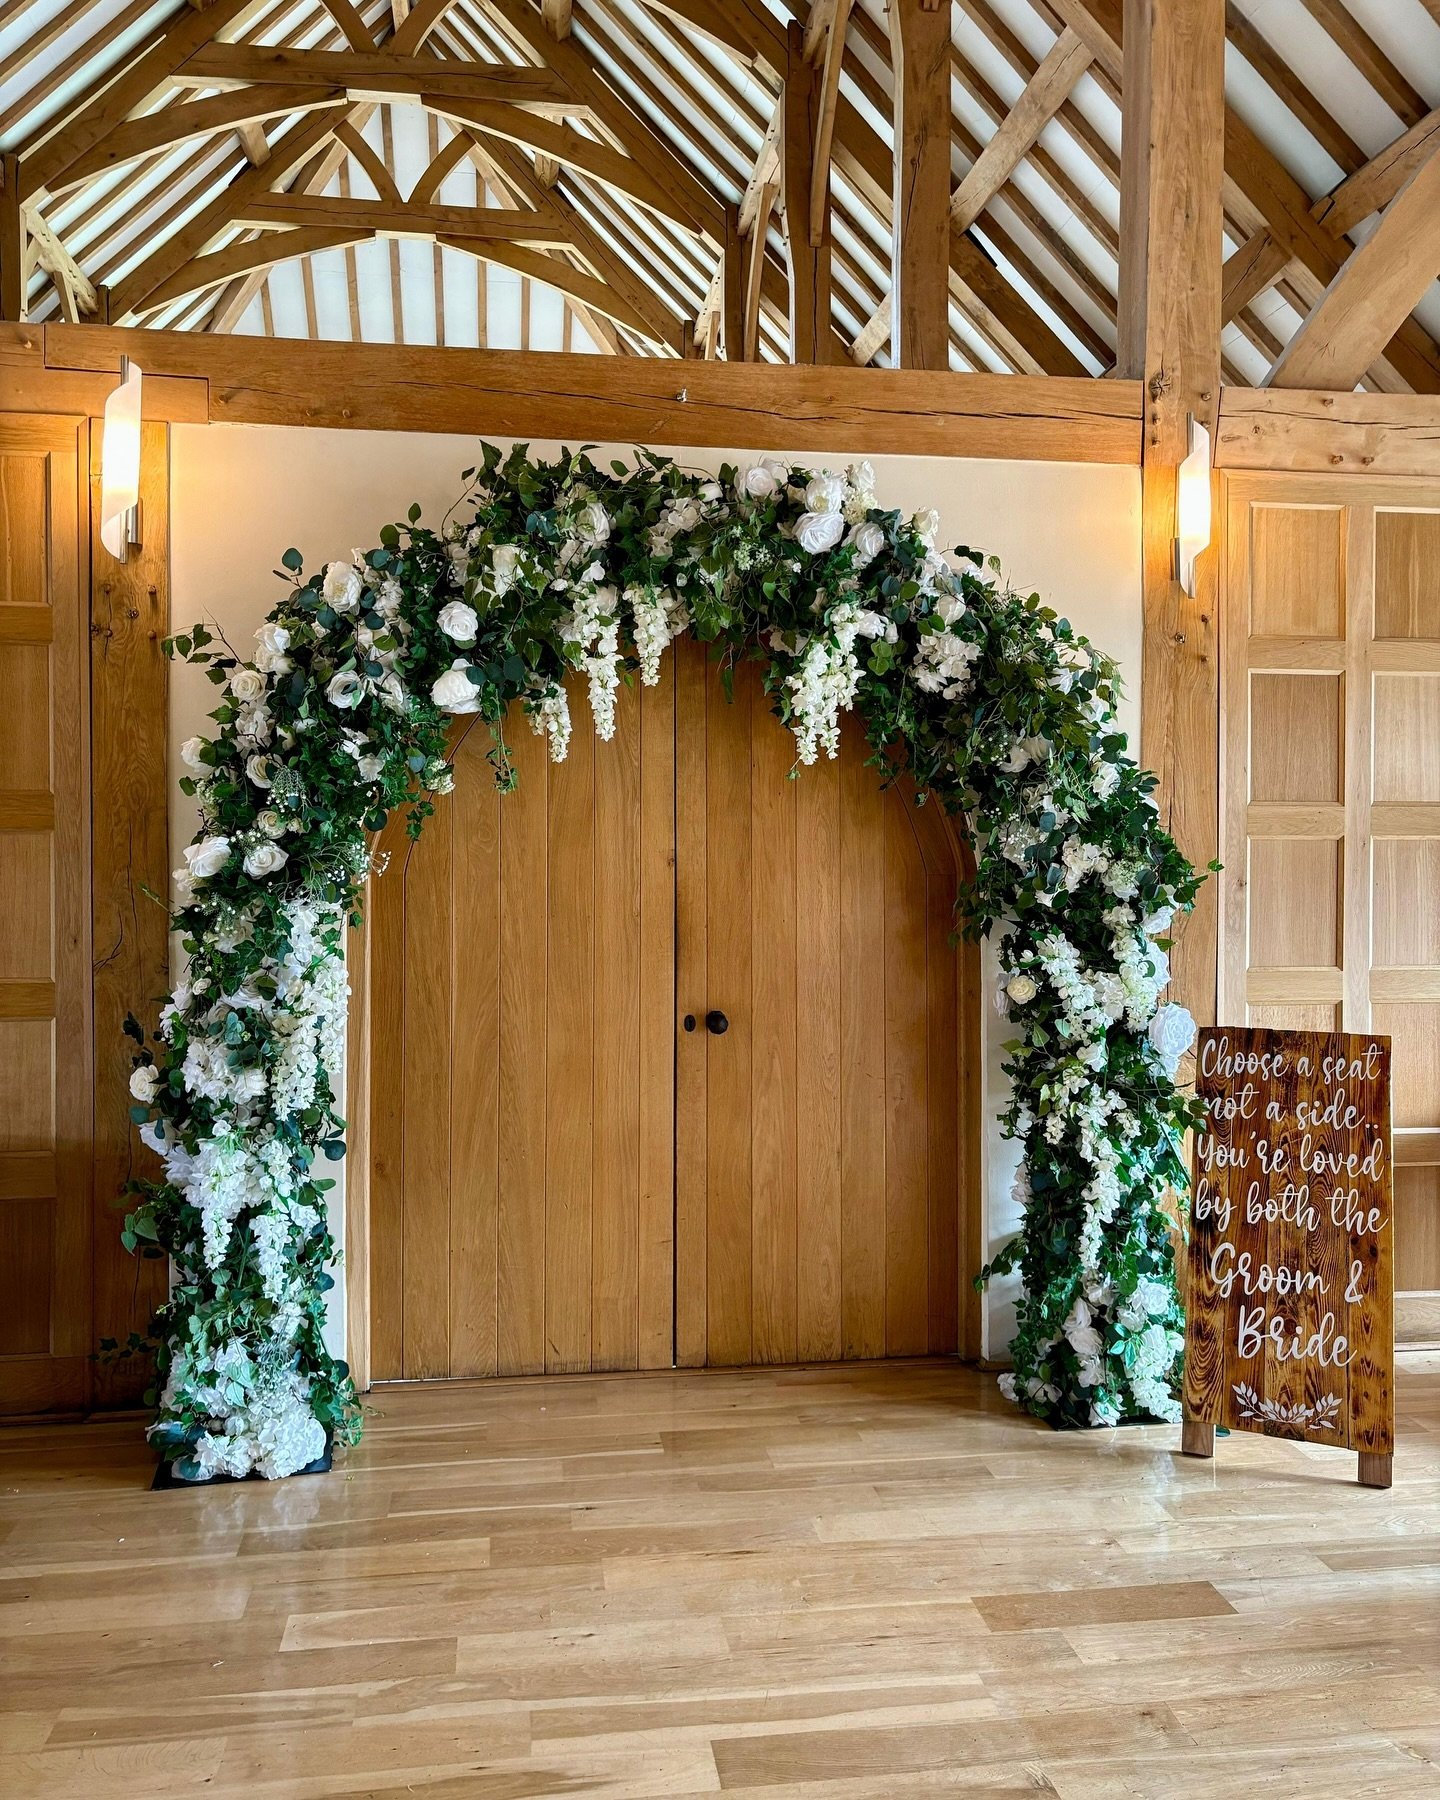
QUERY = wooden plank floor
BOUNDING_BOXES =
[2,1357,1439,1798]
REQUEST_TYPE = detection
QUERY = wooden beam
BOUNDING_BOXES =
[1267,148,1440,391]
[318,0,376,53]
[234,194,575,242]
[542,0,572,37]
[135,225,375,314]
[887,0,951,370]
[743,178,776,362]
[722,203,744,361]
[17,0,256,201]
[21,204,97,317]
[334,119,403,205]
[949,27,1091,234]
[808,0,850,247]
[1,155,23,322]
[438,235,666,342]
[42,324,1147,461]
[1297,0,1430,131]
[782,20,830,362]
[1124,0,1224,1028]
[1216,388,1440,478]
[174,45,573,107]
[1313,109,1440,237]
[1220,228,1289,325]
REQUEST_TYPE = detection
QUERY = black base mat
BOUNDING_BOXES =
[151,1442,332,1490]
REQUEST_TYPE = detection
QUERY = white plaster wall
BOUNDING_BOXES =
[170,422,1142,1364]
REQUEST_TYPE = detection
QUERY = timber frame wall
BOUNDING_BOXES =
[3,316,1440,1410]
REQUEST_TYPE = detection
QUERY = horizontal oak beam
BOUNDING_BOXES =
[39,323,1144,460]
[1216,388,1440,477]
[234,195,571,242]
[175,45,573,108]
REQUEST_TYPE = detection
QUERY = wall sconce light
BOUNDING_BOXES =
[1174,412,1211,598]
[100,356,143,562]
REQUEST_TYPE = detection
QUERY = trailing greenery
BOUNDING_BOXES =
[124,443,1205,1479]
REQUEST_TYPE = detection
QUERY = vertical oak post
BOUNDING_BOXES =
[1122,0,1224,1028]
[722,203,746,361]
[782,21,832,364]
[1,154,23,322]
[888,0,951,370]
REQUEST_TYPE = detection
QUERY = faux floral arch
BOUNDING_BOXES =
[124,444,1204,1482]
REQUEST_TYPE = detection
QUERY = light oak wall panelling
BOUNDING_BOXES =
[674,645,973,1368]
[366,673,676,1381]
[0,416,92,1417]
[1222,473,1440,1346]
[88,420,171,1407]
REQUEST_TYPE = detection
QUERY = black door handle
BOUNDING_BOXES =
[683,1014,696,1032]
[706,1010,729,1035]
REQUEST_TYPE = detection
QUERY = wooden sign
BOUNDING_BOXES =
[1183,1026,1393,1488]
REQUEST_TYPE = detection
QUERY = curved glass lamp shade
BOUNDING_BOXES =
[100,357,143,561]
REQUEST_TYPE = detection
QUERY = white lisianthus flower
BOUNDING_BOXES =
[129,1064,160,1104]
[246,753,273,788]
[935,593,966,626]
[229,666,266,704]
[432,659,481,714]
[795,511,846,554]
[1147,1001,1196,1077]
[254,622,292,674]
[438,600,478,644]
[804,472,847,515]
[322,560,364,613]
[846,520,886,565]
[357,753,385,782]
[911,507,941,546]
[1006,973,1038,1005]
[254,809,287,839]
[574,500,610,545]
[326,669,364,709]
[243,841,288,880]
[180,736,208,774]
[184,836,231,880]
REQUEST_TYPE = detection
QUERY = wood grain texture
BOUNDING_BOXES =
[1,1356,1438,1796]
[887,0,952,370]
[676,655,970,1367]
[1186,1025,1394,1459]
[88,418,169,1408]
[37,326,1146,464]
[0,416,91,1418]
[1217,389,1440,478]
[367,679,673,1381]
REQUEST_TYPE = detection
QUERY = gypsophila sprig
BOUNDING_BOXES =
[126,443,1205,1479]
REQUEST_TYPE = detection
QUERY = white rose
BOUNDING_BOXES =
[246,754,272,788]
[254,622,292,674]
[804,472,847,515]
[377,671,407,714]
[742,463,779,499]
[184,835,231,880]
[432,658,481,714]
[254,809,286,839]
[794,511,846,554]
[243,840,288,880]
[846,520,887,565]
[575,501,610,545]
[911,507,941,546]
[180,736,208,774]
[848,458,876,498]
[322,560,364,613]
[326,669,364,709]
[129,1064,160,1104]
[935,594,966,627]
[699,479,723,502]
[229,666,265,704]
[1005,973,1037,1005]
[1065,1298,1104,1362]
[490,543,521,595]
[1147,1002,1196,1078]
[438,600,479,644]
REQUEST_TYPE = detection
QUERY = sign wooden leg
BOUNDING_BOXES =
[1358,1452,1393,1490]
[1181,1421,1216,1458]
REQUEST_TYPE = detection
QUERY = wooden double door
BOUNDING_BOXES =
[368,640,974,1381]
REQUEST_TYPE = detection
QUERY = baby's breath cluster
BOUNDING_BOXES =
[125,443,1204,1480]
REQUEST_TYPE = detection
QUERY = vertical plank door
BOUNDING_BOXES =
[367,667,676,1378]
[675,641,969,1367]
[0,417,92,1416]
